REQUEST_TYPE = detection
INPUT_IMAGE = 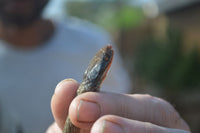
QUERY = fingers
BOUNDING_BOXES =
[91,115,190,133]
[51,79,79,129]
[46,122,62,133]
[50,79,190,132]
[68,93,190,131]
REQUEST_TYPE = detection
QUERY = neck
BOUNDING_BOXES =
[0,18,54,50]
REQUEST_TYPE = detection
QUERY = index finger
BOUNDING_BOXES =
[68,92,190,131]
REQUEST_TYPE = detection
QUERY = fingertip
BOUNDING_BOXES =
[46,122,62,133]
[90,118,104,133]
[91,115,126,133]
[54,78,79,94]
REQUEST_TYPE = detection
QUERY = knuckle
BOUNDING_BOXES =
[133,94,188,130]
[147,96,170,124]
[170,110,183,126]
[155,99,182,127]
[143,94,154,100]
[157,103,171,125]
[117,95,131,118]
[144,122,156,133]
[99,114,114,121]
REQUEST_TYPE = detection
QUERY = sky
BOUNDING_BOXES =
[43,0,66,19]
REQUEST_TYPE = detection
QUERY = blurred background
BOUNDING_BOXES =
[45,0,200,132]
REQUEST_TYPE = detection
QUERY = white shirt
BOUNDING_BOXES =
[0,19,131,133]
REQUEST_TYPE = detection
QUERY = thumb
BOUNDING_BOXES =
[51,79,79,129]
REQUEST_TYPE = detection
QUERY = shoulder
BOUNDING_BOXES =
[52,17,111,49]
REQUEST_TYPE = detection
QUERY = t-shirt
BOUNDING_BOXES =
[0,19,131,133]
[0,101,22,133]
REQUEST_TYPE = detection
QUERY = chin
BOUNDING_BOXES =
[0,12,42,28]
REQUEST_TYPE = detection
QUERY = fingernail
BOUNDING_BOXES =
[55,78,77,94]
[77,100,101,122]
[102,120,125,133]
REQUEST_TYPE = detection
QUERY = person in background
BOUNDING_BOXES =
[0,101,22,133]
[0,0,190,133]
[0,0,130,132]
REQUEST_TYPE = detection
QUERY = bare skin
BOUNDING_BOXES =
[0,19,54,49]
[47,80,190,133]
[0,0,53,49]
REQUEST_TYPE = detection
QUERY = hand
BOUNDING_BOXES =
[46,79,190,133]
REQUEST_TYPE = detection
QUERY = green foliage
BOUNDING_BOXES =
[66,1,144,31]
[134,27,200,91]
[113,6,144,29]
[66,1,106,23]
